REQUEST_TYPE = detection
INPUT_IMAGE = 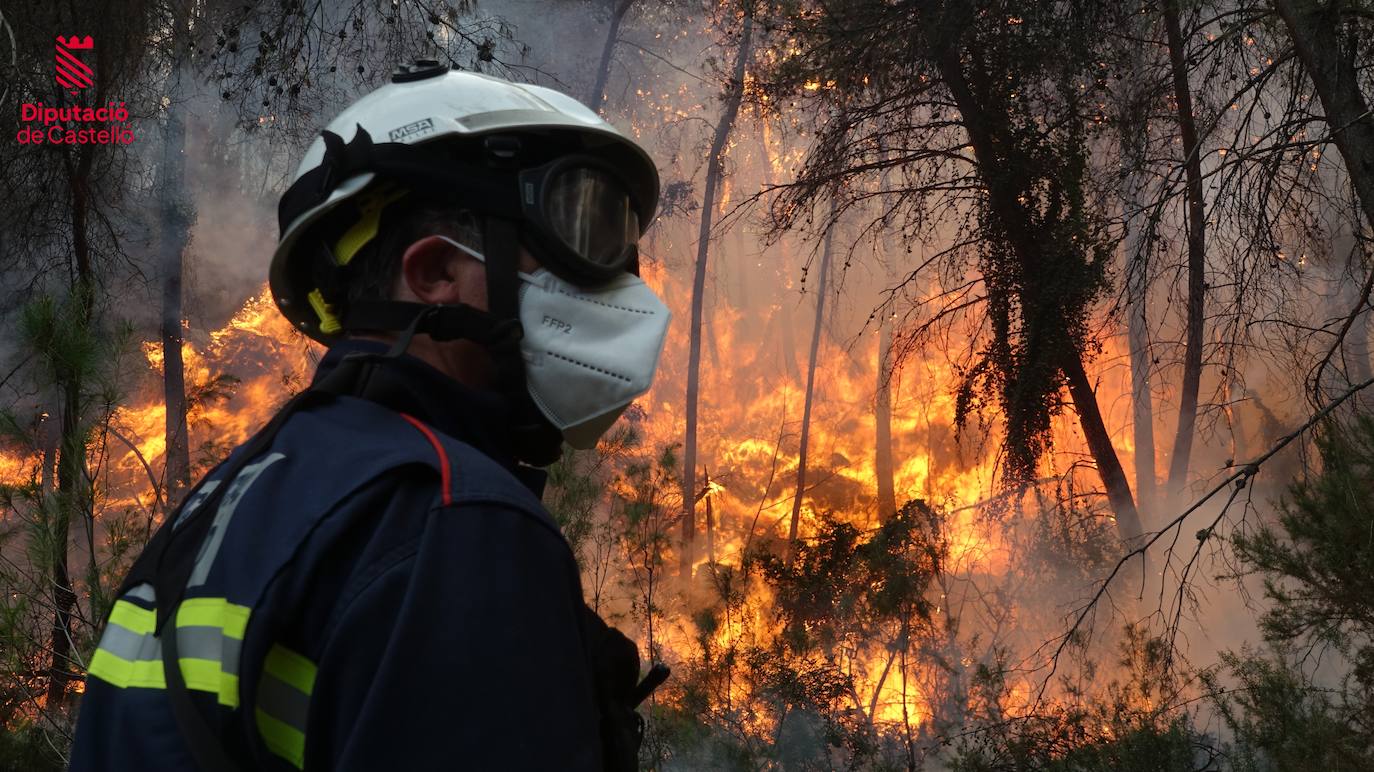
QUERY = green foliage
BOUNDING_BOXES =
[1209,416,1374,770]
[1207,646,1372,772]
[752,501,941,655]
[952,628,1212,772]
[1232,418,1374,658]
[20,291,103,390]
[0,289,147,755]
[0,720,65,772]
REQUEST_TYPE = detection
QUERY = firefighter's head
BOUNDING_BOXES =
[269,62,670,464]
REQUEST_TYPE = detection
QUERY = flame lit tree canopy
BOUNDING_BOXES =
[753,1,1136,511]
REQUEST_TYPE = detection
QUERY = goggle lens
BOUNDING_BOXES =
[544,166,639,268]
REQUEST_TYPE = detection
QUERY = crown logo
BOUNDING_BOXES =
[56,35,93,50]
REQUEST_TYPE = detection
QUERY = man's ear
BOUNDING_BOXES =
[399,235,469,305]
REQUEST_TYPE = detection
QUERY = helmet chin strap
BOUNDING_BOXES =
[341,217,564,467]
[474,216,565,466]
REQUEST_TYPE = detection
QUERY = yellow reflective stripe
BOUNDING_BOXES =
[88,595,250,709]
[86,651,239,706]
[179,658,241,707]
[107,600,154,635]
[257,643,315,767]
[177,597,251,639]
[263,644,317,696]
[256,707,306,769]
[88,648,164,689]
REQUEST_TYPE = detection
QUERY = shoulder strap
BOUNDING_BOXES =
[145,360,462,772]
[162,599,242,772]
[147,388,333,772]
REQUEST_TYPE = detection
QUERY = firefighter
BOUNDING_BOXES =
[70,61,670,771]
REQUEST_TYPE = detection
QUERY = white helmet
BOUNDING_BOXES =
[270,61,660,341]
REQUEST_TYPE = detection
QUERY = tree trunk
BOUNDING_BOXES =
[1163,2,1206,499]
[681,14,752,575]
[1275,0,1374,231]
[704,468,716,565]
[1118,34,1157,525]
[929,24,1144,545]
[159,62,192,505]
[586,0,634,111]
[1277,0,1374,413]
[1125,193,1157,524]
[787,207,836,563]
[1061,354,1146,544]
[875,310,898,521]
[47,112,98,709]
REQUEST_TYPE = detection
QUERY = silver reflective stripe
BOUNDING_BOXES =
[257,673,310,730]
[94,624,241,669]
[188,452,285,586]
[176,626,242,674]
[125,583,156,603]
[98,619,161,661]
[174,479,222,529]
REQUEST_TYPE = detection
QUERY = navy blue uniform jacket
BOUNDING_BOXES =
[70,340,606,770]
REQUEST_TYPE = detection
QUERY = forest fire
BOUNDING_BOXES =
[0,87,1232,772]
[40,243,1141,748]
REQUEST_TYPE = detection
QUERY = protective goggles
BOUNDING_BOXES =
[516,155,643,286]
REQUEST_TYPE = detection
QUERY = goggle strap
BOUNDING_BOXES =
[278,129,522,232]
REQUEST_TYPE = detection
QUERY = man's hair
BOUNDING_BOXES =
[343,196,484,305]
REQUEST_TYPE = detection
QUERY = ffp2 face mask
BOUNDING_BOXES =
[434,236,671,448]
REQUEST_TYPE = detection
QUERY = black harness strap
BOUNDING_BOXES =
[162,601,241,772]
[140,388,332,772]
[124,363,382,772]
[342,301,518,346]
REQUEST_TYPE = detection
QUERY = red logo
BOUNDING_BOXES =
[15,34,133,145]
[55,35,94,93]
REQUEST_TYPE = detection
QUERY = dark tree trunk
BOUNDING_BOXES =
[159,62,193,504]
[1275,0,1374,231]
[1163,2,1206,499]
[1125,204,1157,523]
[787,208,835,562]
[48,140,97,709]
[929,19,1144,546]
[1118,34,1157,525]
[682,15,753,575]
[1061,354,1146,544]
[587,0,634,111]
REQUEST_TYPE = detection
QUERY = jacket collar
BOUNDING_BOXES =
[311,339,548,496]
